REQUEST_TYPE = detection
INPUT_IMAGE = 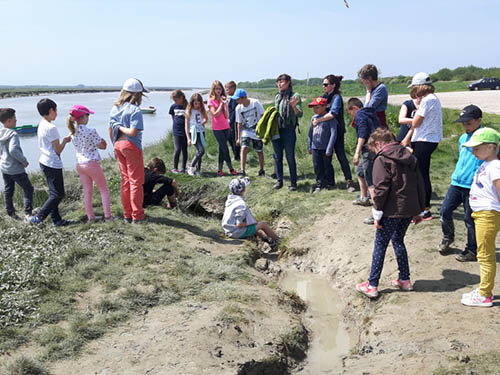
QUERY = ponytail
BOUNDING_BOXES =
[66,114,77,135]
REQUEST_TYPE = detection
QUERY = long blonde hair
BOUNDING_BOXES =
[208,80,225,100]
[186,93,207,118]
[114,90,143,106]
[66,114,78,135]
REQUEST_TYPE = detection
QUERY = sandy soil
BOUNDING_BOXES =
[389,90,500,114]
[287,198,500,374]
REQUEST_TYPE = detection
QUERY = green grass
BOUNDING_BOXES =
[2,356,50,375]
[433,351,500,375]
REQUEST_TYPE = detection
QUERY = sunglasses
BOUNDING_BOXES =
[323,83,330,87]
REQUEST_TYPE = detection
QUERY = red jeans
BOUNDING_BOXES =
[114,140,144,220]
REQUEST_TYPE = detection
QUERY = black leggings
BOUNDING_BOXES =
[173,135,188,170]
[412,141,438,208]
[213,129,233,171]
[191,135,205,170]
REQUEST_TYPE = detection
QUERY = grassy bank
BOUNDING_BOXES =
[2,90,500,373]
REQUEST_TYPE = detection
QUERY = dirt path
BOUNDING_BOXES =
[389,90,500,114]
[287,198,500,374]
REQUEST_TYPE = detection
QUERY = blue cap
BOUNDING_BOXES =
[231,89,247,100]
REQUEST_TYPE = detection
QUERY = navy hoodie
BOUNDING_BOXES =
[355,107,381,152]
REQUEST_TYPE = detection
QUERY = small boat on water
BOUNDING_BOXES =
[13,124,38,135]
[141,106,157,114]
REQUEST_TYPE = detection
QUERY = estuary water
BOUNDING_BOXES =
[0,90,199,177]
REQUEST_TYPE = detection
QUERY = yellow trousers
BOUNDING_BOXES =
[472,210,500,297]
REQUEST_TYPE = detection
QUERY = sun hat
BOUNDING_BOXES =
[462,127,500,148]
[69,104,94,118]
[229,177,250,194]
[454,105,483,123]
[231,89,248,100]
[122,78,149,93]
[308,97,328,107]
[408,72,433,88]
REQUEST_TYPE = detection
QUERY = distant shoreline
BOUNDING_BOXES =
[0,87,205,100]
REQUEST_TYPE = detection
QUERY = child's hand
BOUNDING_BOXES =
[312,117,320,126]
[63,136,72,144]
[353,153,360,166]
[188,139,192,146]
[412,215,423,225]
[375,220,382,229]
[236,139,240,146]
[290,96,299,107]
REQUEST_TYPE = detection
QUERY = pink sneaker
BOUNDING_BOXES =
[392,279,413,291]
[356,281,378,298]
[217,170,224,177]
[230,168,238,176]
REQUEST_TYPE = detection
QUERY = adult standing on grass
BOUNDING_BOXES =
[272,74,303,191]
[109,78,148,224]
[313,74,354,191]
[401,72,443,221]
[207,80,238,177]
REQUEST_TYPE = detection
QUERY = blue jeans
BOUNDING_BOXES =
[369,217,412,287]
[38,163,65,223]
[439,185,477,254]
[272,128,297,185]
[312,149,334,187]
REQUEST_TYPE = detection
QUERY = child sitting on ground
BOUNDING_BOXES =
[0,108,34,220]
[222,177,280,250]
[460,127,500,308]
[307,97,337,192]
[143,157,178,209]
[356,128,425,299]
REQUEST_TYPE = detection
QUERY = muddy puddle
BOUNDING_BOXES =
[280,271,350,374]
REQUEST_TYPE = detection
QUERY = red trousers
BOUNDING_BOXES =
[114,140,144,220]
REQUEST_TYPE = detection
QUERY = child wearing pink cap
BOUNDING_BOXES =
[67,105,111,221]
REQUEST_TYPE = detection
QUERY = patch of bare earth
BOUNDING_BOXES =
[287,198,500,374]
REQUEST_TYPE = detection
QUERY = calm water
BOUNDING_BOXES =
[0,90,199,177]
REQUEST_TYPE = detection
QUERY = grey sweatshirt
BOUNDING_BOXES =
[221,194,257,238]
[0,128,28,175]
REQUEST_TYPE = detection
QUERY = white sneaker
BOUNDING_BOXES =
[187,166,195,176]
[461,291,493,308]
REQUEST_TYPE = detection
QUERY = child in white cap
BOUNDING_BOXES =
[461,127,500,308]
[222,177,280,250]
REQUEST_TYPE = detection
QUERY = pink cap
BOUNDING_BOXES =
[69,104,94,118]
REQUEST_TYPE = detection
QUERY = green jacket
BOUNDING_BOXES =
[256,106,280,144]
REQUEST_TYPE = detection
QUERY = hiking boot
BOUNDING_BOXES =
[455,250,477,262]
[346,179,356,193]
[356,281,378,298]
[258,169,265,177]
[273,181,283,190]
[363,216,375,225]
[289,184,297,192]
[438,238,453,253]
[392,279,413,291]
[352,197,371,206]
[461,291,493,308]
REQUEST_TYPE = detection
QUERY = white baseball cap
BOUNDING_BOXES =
[408,72,432,88]
[122,78,149,93]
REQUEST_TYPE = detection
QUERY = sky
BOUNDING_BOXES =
[0,0,499,87]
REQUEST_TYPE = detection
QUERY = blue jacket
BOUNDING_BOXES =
[355,107,380,152]
[307,115,337,155]
[451,127,484,188]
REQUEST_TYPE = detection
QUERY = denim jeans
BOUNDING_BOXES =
[3,172,34,216]
[191,134,205,171]
[272,128,297,185]
[312,149,334,187]
[439,185,477,254]
[38,163,65,223]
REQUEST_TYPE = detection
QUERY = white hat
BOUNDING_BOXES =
[122,78,149,93]
[408,72,432,88]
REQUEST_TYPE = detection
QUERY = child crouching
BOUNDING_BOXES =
[143,158,178,209]
[222,177,280,250]
[356,128,425,298]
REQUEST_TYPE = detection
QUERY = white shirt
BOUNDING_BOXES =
[235,99,265,140]
[470,159,500,212]
[72,125,103,164]
[412,93,443,143]
[38,118,63,168]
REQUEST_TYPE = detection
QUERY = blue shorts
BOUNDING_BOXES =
[240,224,257,238]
